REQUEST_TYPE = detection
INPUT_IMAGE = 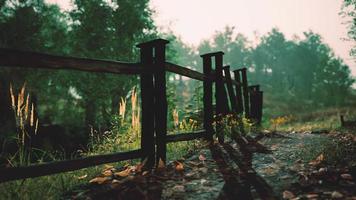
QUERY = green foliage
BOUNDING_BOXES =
[341,0,356,57]
[0,0,157,137]
[174,27,355,118]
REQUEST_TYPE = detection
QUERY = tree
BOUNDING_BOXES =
[0,0,69,135]
[66,0,156,130]
[341,0,356,58]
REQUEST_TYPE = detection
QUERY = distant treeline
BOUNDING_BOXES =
[167,26,355,117]
[0,0,355,139]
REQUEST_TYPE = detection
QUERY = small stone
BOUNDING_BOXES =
[340,173,353,180]
[200,179,208,185]
[172,185,185,193]
[199,167,208,173]
[185,171,197,179]
[280,175,291,179]
[283,190,295,199]
[318,167,327,173]
[331,191,343,199]
[306,193,318,199]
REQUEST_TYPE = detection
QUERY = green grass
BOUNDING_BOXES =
[0,120,200,199]
[0,166,101,200]
[265,106,356,132]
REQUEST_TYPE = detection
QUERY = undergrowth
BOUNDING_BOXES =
[266,106,356,132]
[0,87,201,200]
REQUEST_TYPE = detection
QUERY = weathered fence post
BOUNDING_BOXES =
[233,70,244,115]
[240,68,250,118]
[214,52,228,143]
[249,85,263,124]
[138,39,169,166]
[152,39,169,164]
[201,54,214,141]
[223,66,238,113]
[201,52,227,143]
[137,41,156,168]
[215,54,229,115]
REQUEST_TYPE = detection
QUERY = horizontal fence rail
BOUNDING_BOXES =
[165,130,206,143]
[165,62,207,81]
[0,149,142,183]
[0,48,142,74]
[165,62,241,86]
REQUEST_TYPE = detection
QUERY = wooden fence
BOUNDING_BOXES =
[0,38,263,183]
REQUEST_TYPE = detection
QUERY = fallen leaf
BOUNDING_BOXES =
[282,190,295,199]
[280,175,291,180]
[199,167,208,174]
[340,173,353,180]
[200,179,208,185]
[262,166,279,175]
[102,169,113,177]
[115,168,131,177]
[331,191,343,199]
[316,154,324,162]
[270,144,279,151]
[289,163,305,172]
[199,154,206,161]
[77,174,87,180]
[112,179,121,184]
[172,185,185,193]
[89,176,110,184]
[175,161,184,172]
[185,171,197,179]
[187,161,200,167]
[306,193,318,199]
[135,158,148,173]
[309,154,324,166]
[142,171,149,176]
[103,164,114,171]
[157,158,165,169]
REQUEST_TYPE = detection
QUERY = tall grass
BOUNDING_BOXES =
[267,107,356,132]
[8,83,39,166]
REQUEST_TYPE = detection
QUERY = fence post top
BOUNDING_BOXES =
[200,51,224,58]
[222,65,230,70]
[233,67,247,72]
[136,39,169,48]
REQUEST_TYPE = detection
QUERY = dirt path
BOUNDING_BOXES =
[64,132,356,200]
[253,132,356,199]
[252,133,327,194]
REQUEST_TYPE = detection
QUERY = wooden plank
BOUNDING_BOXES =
[215,53,228,143]
[248,85,260,91]
[249,90,258,123]
[248,85,262,124]
[0,149,142,183]
[0,48,141,74]
[165,62,241,85]
[233,70,244,114]
[256,91,263,124]
[165,130,206,143]
[241,68,250,118]
[152,40,169,164]
[200,51,224,58]
[138,45,155,168]
[165,62,205,81]
[223,66,238,112]
[201,54,214,140]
